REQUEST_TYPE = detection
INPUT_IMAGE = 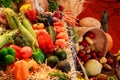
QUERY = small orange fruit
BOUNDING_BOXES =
[106,33,113,51]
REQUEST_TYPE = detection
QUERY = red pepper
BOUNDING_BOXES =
[38,33,54,53]
[10,44,22,59]
[25,8,37,24]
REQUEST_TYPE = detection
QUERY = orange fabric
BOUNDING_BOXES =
[77,0,120,53]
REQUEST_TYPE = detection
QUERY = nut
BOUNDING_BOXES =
[79,45,84,50]
[99,57,107,64]
[85,37,94,45]
[90,44,96,51]
[84,45,91,53]
[78,36,83,42]
[103,63,112,70]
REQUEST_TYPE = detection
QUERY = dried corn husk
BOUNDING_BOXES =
[77,27,107,57]
[56,0,85,17]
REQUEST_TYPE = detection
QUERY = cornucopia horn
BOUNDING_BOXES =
[77,27,107,57]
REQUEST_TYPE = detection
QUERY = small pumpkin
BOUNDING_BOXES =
[105,33,113,51]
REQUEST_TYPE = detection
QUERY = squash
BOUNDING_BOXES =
[79,17,101,28]
[85,59,103,76]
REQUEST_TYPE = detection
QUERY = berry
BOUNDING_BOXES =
[82,54,91,62]
[87,31,95,39]
[97,51,103,58]
[107,58,114,64]
[78,51,86,57]
[91,51,97,58]
[80,40,88,47]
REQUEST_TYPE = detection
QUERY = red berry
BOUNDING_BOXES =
[80,40,88,47]
[59,5,64,11]
[87,31,95,39]
[91,51,97,58]
[82,54,91,62]
[97,51,103,58]
[107,58,114,64]
[78,51,86,57]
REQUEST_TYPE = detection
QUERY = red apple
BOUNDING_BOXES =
[53,11,62,19]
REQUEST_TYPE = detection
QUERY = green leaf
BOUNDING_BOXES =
[48,0,59,12]
[0,0,12,8]
[100,10,108,32]
[12,0,22,4]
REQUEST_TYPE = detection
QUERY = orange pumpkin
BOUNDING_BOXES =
[106,33,113,51]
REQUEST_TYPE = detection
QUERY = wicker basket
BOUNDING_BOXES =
[77,27,108,57]
[56,0,85,17]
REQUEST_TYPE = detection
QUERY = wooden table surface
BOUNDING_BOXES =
[77,0,120,53]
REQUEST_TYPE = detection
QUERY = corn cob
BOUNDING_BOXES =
[0,35,12,48]
[13,16,39,48]
[3,10,18,29]
[21,16,37,39]
[0,29,18,48]
[3,8,16,16]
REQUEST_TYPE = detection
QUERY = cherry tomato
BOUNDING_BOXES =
[20,46,33,59]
